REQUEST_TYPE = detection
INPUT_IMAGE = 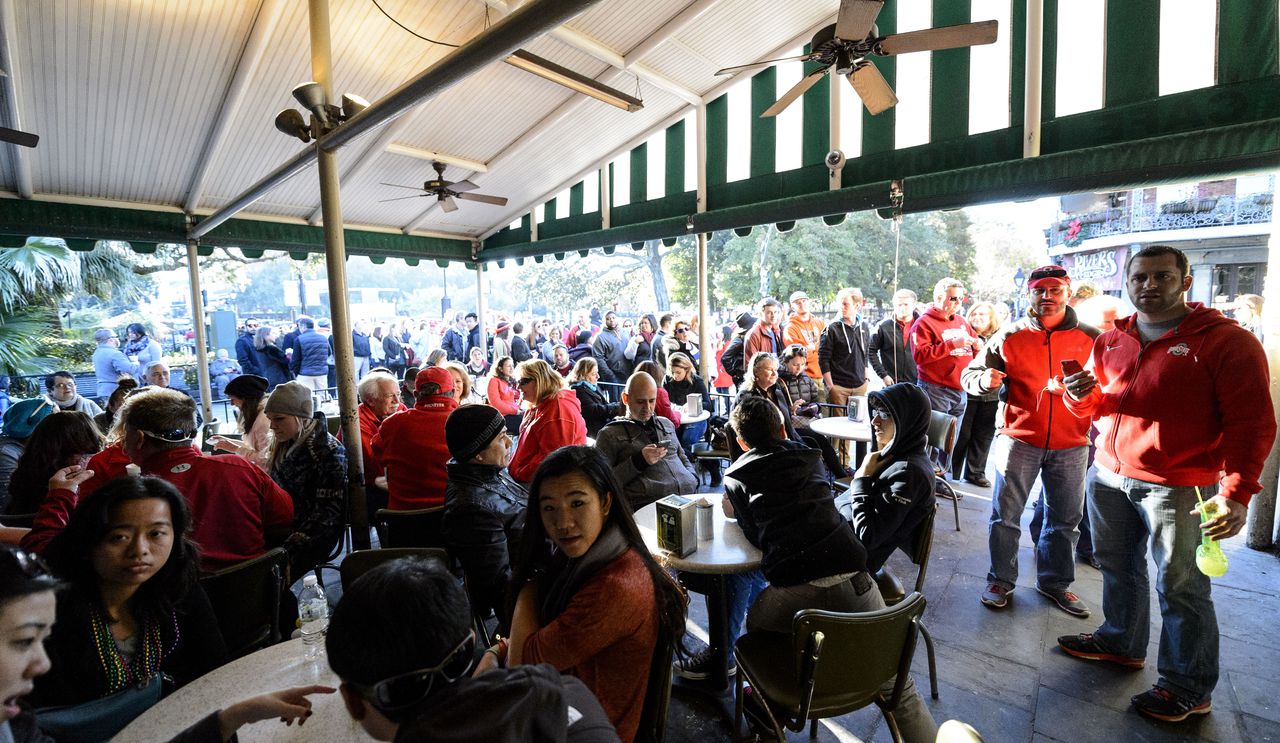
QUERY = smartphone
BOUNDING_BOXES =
[1060,359,1084,376]
[656,439,672,448]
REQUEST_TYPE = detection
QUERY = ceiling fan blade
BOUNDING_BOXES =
[835,0,885,41]
[0,127,38,148]
[714,53,818,76]
[877,20,998,56]
[377,194,428,203]
[848,64,898,115]
[761,69,827,118]
[440,195,459,213]
[449,179,479,193]
[455,192,509,207]
[379,182,424,191]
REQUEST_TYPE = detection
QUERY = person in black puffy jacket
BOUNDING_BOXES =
[568,359,615,436]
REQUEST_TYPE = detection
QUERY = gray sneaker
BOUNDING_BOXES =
[1037,586,1091,618]
[980,583,1011,608]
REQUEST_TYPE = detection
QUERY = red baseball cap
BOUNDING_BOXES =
[415,366,454,395]
[1028,265,1070,288]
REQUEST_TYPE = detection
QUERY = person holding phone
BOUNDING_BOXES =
[961,265,1100,617]
[594,372,698,511]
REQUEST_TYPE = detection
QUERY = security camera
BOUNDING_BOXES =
[825,149,846,174]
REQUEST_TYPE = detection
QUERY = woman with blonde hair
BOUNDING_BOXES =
[952,301,1001,486]
[507,360,587,482]
[443,361,483,405]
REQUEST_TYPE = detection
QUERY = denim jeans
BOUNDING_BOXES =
[916,380,967,476]
[725,568,768,649]
[1031,491,1094,559]
[678,420,708,456]
[986,436,1087,592]
[1088,465,1219,700]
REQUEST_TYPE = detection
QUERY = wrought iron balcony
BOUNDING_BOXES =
[1049,189,1274,249]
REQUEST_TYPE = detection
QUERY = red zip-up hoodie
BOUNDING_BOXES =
[1063,303,1274,505]
[961,306,1100,450]
[910,306,975,389]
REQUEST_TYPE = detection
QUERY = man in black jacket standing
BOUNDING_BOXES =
[818,287,874,408]
[235,318,261,376]
[591,311,630,383]
[869,289,920,386]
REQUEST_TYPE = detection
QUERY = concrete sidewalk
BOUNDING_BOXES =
[666,480,1280,742]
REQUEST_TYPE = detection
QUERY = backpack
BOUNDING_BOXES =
[720,333,747,385]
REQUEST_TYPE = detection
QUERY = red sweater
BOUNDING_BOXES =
[509,390,587,482]
[522,549,658,743]
[372,396,458,510]
[487,375,521,416]
[1063,304,1275,504]
[961,309,1100,449]
[910,306,976,389]
[24,446,294,571]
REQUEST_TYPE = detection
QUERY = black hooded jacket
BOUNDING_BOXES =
[837,382,935,572]
[724,439,867,587]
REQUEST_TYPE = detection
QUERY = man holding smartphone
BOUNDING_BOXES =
[594,372,698,510]
[961,265,1100,616]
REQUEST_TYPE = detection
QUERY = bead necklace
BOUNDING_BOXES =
[89,605,179,693]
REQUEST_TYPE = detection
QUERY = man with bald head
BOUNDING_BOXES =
[594,371,698,509]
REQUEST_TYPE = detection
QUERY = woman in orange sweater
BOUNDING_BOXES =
[486,356,523,434]
[485,446,686,743]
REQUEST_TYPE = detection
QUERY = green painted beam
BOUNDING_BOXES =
[1104,0,1159,106]
[860,0,897,158]
[750,67,777,177]
[1041,0,1057,120]
[630,142,648,205]
[706,94,728,189]
[570,182,584,215]
[1009,0,1026,128]
[801,43,830,167]
[930,0,971,142]
[1219,0,1279,83]
[665,119,686,197]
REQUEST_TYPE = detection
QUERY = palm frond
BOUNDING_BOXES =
[0,307,60,374]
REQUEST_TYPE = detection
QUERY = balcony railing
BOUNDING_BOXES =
[1049,191,1274,248]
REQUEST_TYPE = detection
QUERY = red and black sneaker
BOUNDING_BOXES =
[1056,633,1144,669]
[1132,685,1211,722]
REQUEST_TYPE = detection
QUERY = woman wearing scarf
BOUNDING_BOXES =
[567,358,614,436]
[480,446,686,743]
[624,314,657,366]
[122,323,162,371]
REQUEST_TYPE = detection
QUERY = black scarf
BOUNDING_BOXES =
[539,524,629,622]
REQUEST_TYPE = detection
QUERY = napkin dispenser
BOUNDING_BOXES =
[656,494,697,557]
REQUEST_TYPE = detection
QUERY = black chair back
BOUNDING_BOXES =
[636,633,674,743]
[0,512,35,529]
[200,547,288,659]
[376,506,447,548]
[339,547,449,588]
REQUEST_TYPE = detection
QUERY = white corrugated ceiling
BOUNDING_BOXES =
[0,0,838,240]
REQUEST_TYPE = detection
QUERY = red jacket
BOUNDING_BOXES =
[372,395,458,510]
[509,390,587,482]
[1063,304,1275,504]
[910,306,976,389]
[961,308,1100,449]
[487,375,521,416]
[24,446,294,571]
[743,321,784,369]
[352,402,404,489]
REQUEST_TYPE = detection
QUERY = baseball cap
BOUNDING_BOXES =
[788,291,810,303]
[1028,265,1070,288]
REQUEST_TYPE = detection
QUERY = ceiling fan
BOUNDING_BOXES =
[715,0,998,117]
[380,161,508,213]
[0,69,38,147]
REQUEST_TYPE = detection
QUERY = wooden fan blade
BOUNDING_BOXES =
[440,195,459,213]
[379,182,424,191]
[449,179,479,193]
[378,194,428,203]
[455,192,509,206]
[835,0,884,41]
[761,69,827,118]
[877,20,998,56]
[0,127,38,148]
[848,64,898,115]
[715,53,817,76]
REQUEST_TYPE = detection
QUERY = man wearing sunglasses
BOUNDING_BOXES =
[910,278,981,477]
[328,556,619,742]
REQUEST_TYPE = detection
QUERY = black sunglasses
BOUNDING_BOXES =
[0,548,58,592]
[675,327,688,334]
[519,377,534,386]
[350,631,476,711]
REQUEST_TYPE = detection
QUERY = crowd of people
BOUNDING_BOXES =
[0,243,1269,739]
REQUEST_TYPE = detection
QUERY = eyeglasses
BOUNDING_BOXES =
[942,296,963,304]
[675,327,688,334]
[350,631,476,711]
[869,407,892,420]
[52,383,76,391]
[518,377,534,386]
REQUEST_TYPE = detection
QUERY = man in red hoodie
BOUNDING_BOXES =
[962,265,1099,617]
[1058,245,1275,723]
[911,278,981,476]
[372,366,458,510]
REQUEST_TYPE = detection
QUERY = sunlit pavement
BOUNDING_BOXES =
[665,477,1280,743]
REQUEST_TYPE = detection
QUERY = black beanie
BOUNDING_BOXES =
[445,405,507,463]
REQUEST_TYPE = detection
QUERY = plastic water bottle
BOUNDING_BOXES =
[297,575,329,660]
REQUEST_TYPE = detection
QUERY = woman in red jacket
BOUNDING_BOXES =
[508,360,587,482]
[486,356,523,434]
[481,446,686,743]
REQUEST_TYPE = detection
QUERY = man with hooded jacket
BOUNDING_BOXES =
[372,366,459,510]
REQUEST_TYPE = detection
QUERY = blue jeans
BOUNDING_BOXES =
[917,380,966,476]
[987,436,1087,592]
[678,420,708,456]
[1088,465,1219,700]
[725,568,767,649]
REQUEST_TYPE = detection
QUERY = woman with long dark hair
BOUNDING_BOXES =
[208,374,271,469]
[122,323,162,371]
[30,477,226,729]
[485,356,523,434]
[5,412,102,516]
[487,446,685,743]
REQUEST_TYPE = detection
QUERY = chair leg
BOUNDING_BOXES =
[883,710,904,743]
[935,478,962,531]
[734,669,745,743]
[809,718,818,739]
[918,621,939,700]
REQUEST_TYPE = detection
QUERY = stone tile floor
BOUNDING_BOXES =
[664,479,1280,743]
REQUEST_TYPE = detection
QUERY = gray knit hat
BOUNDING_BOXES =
[445,405,506,463]
[263,381,313,418]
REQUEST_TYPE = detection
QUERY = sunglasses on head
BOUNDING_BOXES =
[1029,266,1068,282]
[350,631,476,711]
[0,548,58,593]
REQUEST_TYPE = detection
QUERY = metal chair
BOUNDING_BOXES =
[339,547,450,588]
[0,512,35,529]
[734,593,927,742]
[927,411,961,530]
[375,506,447,548]
[635,633,675,743]
[878,503,940,699]
[200,547,288,659]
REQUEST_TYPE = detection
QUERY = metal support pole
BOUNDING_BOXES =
[309,0,369,549]
[1247,172,1280,550]
[475,264,488,362]
[696,232,711,383]
[185,240,214,428]
[1023,0,1043,157]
